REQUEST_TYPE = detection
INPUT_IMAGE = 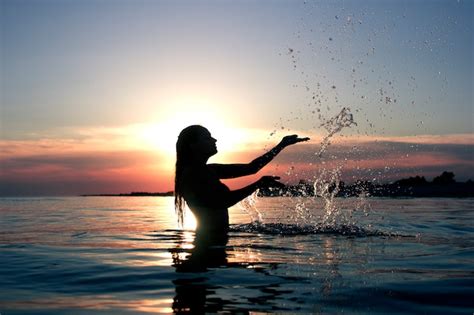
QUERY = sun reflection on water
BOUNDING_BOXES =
[182,207,197,231]
[2,296,175,314]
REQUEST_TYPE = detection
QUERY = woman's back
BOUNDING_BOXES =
[181,165,230,232]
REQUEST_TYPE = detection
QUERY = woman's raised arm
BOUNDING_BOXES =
[209,135,309,179]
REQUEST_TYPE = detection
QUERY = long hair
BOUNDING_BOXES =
[174,125,207,226]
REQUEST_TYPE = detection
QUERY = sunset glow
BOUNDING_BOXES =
[1,0,472,196]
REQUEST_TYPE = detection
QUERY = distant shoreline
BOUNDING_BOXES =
[80,172,473,198]
[81,191,174,197]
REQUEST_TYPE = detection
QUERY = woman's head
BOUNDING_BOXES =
[174,125,217,225]
[176,125,217,163]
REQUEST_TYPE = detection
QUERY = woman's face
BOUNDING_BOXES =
[192,129,217,158]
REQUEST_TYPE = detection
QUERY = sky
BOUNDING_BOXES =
[1,0,473,196]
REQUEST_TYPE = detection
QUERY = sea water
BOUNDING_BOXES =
[1,196,473,314]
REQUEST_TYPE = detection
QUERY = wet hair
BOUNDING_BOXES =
[174,125,208,226]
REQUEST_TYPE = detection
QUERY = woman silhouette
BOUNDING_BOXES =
[174,125,309,234]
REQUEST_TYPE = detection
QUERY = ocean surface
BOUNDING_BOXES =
[0,196,473,314]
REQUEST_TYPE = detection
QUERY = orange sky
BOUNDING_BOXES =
[1,128,472,196]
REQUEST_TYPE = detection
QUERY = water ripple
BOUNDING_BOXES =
[230,222,409,237]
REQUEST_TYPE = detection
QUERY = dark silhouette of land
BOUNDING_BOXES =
[81,191,173,197]
[259,171,474,198]
[81,171,473,198]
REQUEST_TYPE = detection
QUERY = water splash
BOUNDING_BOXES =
[313,166,343,225]
[316,107,357,157]
[277,106,355,227]
[240,107,361,231]
[230,222,407,238]
[239,191,262,223]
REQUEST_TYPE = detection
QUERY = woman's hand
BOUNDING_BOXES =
[257,176,285,189]
[280,135,310,147]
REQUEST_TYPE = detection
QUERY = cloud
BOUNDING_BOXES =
[0,149,173,195]
[1,150,161,177]
[224,133,473,184]
[0,129,473,195]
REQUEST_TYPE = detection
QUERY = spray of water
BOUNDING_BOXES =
[317,107,357,157]
[238,2,436,235]
[311,107,358,225]
[240,107,360,228]
[239,191,262,223]
[313,166,342,225]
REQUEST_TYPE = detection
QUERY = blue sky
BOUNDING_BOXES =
[2,0,472,137]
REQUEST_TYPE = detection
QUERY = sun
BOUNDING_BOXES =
[135,99,251,164]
